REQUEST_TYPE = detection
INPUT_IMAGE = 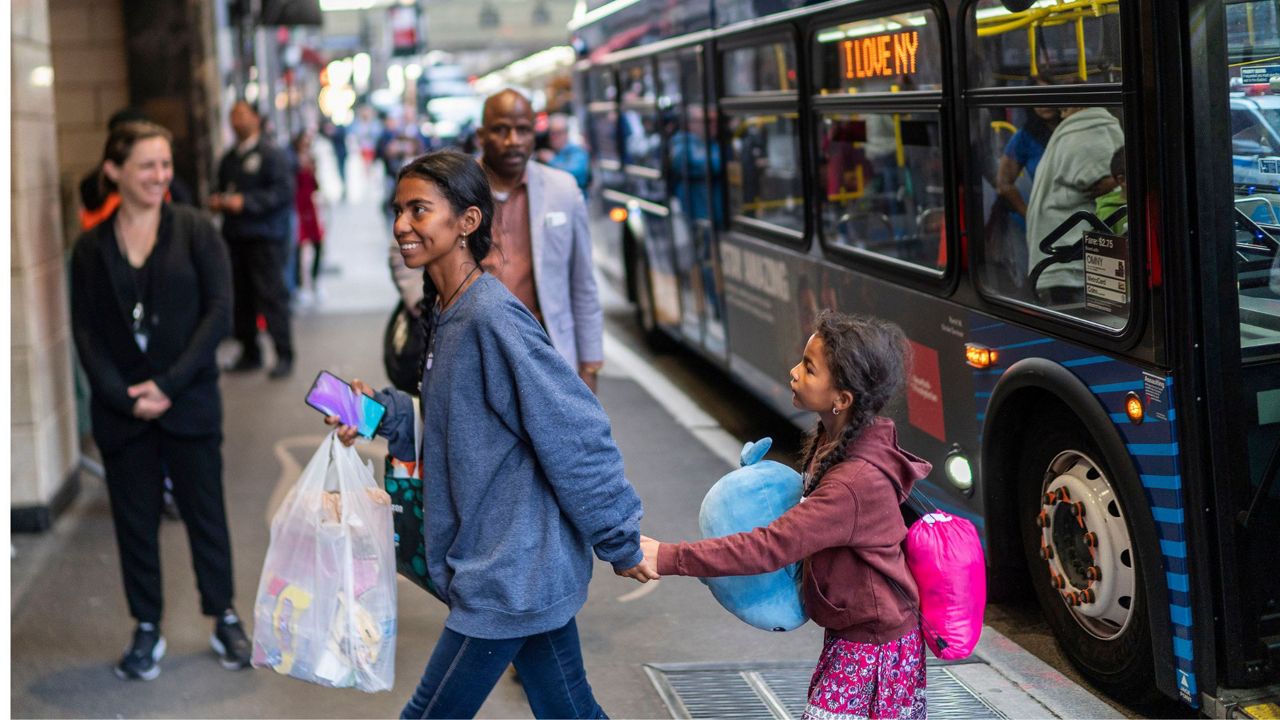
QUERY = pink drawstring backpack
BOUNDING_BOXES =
[904,510,986,660]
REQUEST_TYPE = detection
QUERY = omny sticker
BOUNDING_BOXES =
[1083,230,1130,315]
[1261,157,1280,175]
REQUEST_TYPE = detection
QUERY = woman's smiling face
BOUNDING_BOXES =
[105,136,172,209]
[392,176,467,269]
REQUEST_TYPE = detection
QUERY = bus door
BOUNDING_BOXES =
[659,47,728,358]
[1203,0,1280,696]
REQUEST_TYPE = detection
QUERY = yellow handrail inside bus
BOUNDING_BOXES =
[1076,14,1087,80]
[991,120,1018,138]
[774,44,790,92]
[975,0,1119,38]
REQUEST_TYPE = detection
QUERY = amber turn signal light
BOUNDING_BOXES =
[965,343,998,369]
[608,206,628,223]
[1124,392,1144,424]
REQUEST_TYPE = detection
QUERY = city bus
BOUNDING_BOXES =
[568,0,1280,713]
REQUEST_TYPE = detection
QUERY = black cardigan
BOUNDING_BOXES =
[70,204,233,453]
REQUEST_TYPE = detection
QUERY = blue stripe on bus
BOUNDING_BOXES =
[1160,539,1188,558]
[970,322,1005,333]
[1091,380,1145,393]
[1173,637,1193,660]
[1129,443,1179,456]
[976,391,992,398]
[1063,356,1115,368]
[1171,604,1192,626]
[1141,474,1181,490]
[1167,572,1190,592]
[1152,506,1185,524]
[996,338,1057,350]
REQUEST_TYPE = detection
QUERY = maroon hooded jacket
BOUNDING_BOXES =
[657,418,933,644]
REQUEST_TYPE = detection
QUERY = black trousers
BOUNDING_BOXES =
[102,426,234,624]
[229,238,293,363]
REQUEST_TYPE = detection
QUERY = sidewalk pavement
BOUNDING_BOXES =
[10,171,1119,719]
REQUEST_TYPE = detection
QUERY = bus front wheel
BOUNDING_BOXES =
[1017,421,1158,703]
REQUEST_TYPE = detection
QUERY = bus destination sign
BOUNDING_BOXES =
[842,31,920,81]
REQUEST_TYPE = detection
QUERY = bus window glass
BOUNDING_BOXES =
[819,111,945,270]
[814,10,942,94]
[973,104,1131,330]
[1227,1,1280,355]
[968,0,1122,88]
[726,113,803,232]
[588,109,620,163]
[723,41,798,95]
[587,67,616,102]
[621,62,662,170]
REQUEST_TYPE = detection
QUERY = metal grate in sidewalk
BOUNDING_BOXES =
[645,661,1006,719]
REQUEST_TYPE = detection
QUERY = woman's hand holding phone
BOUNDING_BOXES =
[322,377,376,447]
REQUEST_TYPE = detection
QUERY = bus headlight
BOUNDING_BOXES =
[944,449,974,494]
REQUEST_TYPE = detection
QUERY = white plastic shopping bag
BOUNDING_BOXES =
[252,431,398,692]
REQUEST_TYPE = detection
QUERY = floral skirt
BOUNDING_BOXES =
[801,626,927,720]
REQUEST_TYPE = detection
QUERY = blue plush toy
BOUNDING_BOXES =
[698,438,808,632]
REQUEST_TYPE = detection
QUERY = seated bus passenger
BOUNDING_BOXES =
[1094,146,1128,234]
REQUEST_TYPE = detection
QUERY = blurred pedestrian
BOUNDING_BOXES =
[479,89,605,392]
[211,100,296,379]
[544,113,590,194]
[322,119,349,200]
[292,132,325,306]
[327,150,657,718]
[70,121,251,681]
[79,107,194,231]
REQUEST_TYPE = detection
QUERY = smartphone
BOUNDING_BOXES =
[305,370,388,439]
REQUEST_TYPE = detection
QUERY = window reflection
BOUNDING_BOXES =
[819,111,945,270]
[974,105,1130,329]
[1228,1,1280,356]
[726,113,803,232]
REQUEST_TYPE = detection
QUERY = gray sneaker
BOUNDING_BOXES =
[115,623,166,681]
[211,609,252,670]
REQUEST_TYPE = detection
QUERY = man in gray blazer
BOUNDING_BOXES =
[390,89,604,392]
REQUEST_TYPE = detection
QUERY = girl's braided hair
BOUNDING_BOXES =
[394,151,495,388]
[799,311,911,495]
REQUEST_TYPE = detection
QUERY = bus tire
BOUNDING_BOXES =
[1017,419,1159,704]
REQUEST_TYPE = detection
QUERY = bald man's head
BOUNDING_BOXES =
[478,89,536,181]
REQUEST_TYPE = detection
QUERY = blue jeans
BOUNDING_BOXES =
[400,618,608,719]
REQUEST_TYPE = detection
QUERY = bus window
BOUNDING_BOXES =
[725,113,803,232]
[968,0,1123,88]
[586,67,620,168]
[819,110,945,270]
[723,41,797,95]
[621,62,662,171]
[1227,1,1280,356]
[814,9,942,94]
[973,104,1131,330]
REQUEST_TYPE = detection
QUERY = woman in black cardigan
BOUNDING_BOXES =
[70,121,250,681]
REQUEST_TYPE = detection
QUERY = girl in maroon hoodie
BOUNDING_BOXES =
[641,311,933,719]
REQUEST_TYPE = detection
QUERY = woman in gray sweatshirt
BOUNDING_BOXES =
[327,150,657,718]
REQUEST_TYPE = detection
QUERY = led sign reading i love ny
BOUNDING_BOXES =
[842,31,920,80]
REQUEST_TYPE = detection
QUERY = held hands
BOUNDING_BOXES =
[128,380,171,420]
[640,535,661,571]
[614,535,663,583]
[323,377,376,447]
[616,556,661,583]
[210,193,244,214]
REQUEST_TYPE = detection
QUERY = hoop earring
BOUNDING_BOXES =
[832,407,841,415]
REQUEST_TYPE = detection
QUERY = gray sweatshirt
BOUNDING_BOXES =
[375,273,643,639]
